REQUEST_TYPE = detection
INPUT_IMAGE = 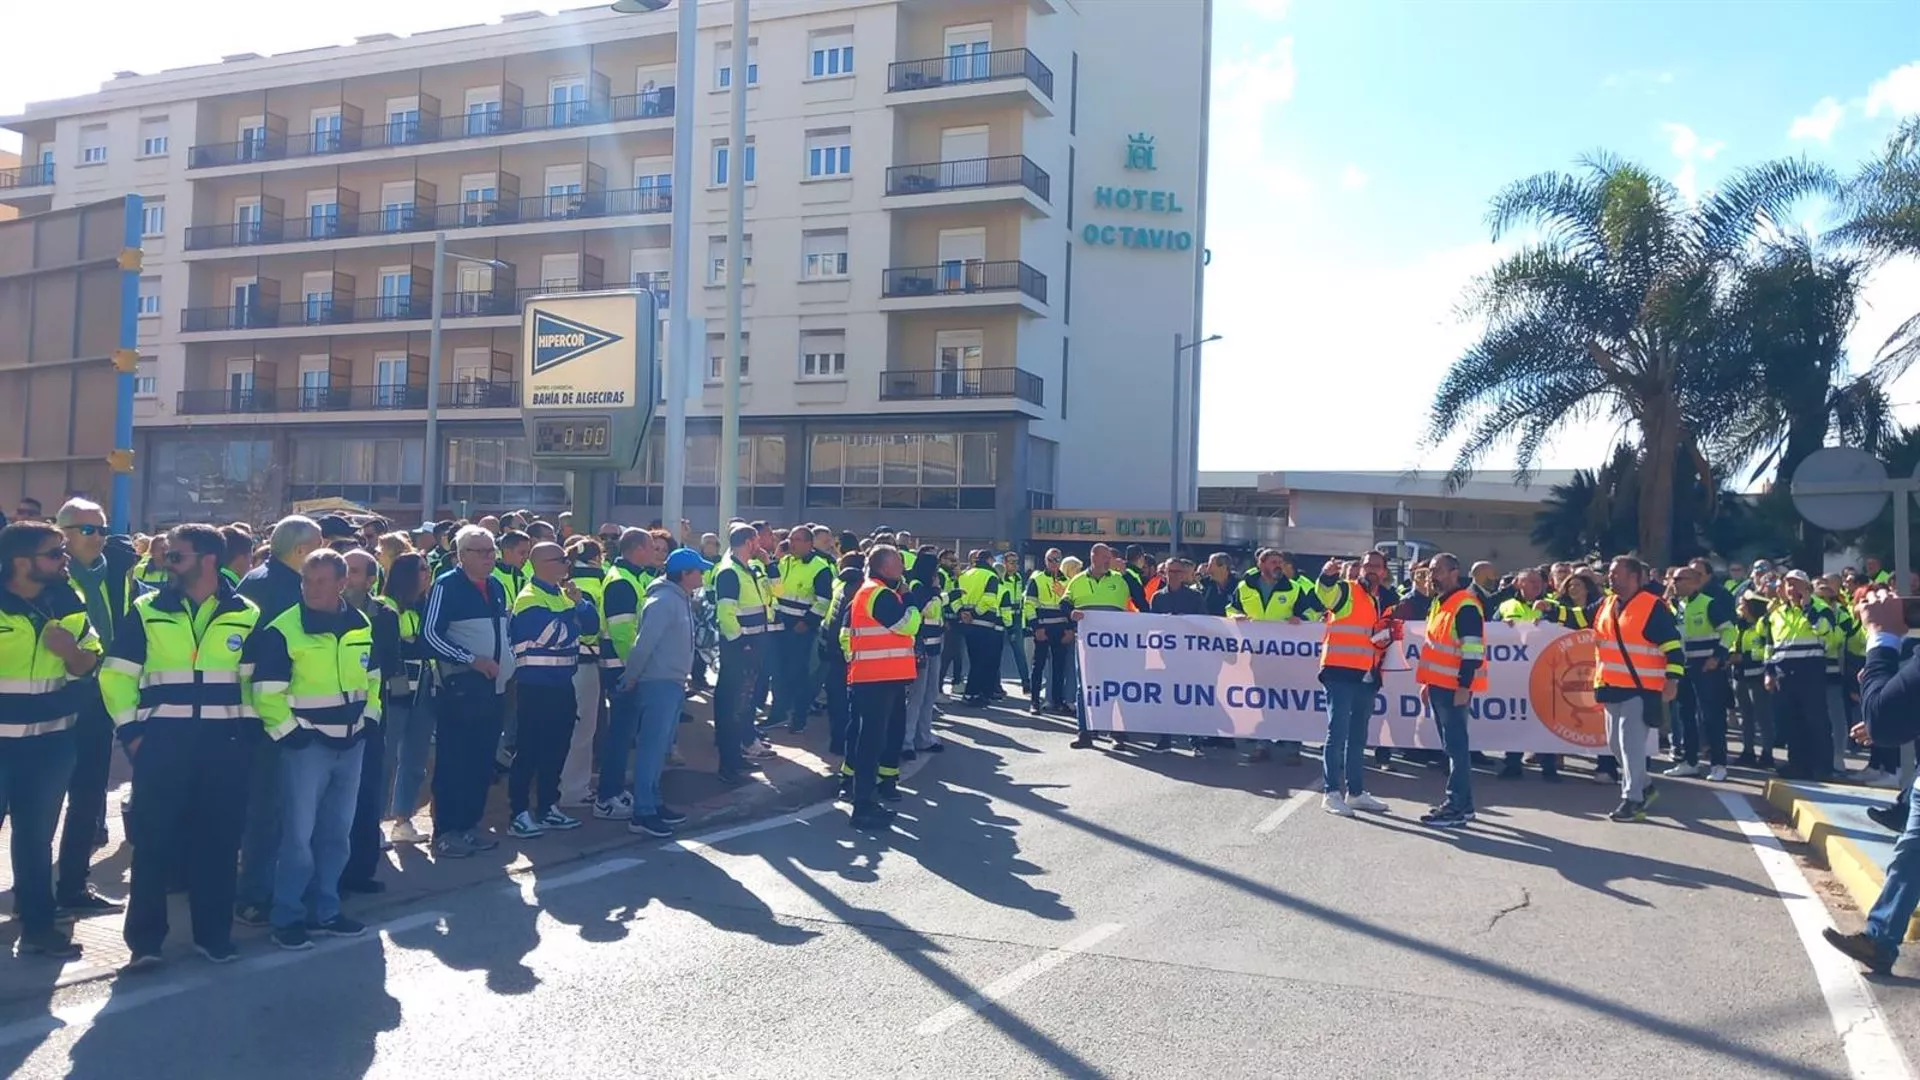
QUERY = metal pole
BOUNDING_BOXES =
[422,230,448,519]
[661,0,697,533]
[1895,490,1911,603]
[718,0,748,530]
[1169,333,1183,559]
[1187,336,1203,515]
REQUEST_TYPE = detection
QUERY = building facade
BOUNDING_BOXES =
[0,0,1210,547]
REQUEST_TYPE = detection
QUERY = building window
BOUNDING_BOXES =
[805,129,852,178]
[619,431,784,508]
[285,437,429,506]
[708,234,753,285]
[801,229,849,280]
[135,359,157,398]
[809,31,854,78]
[146,439,277,525]
[806,432,996,510]
[80,125,107,164]
[439,436,567,508]
[706,334,751,382]
[801,330,847,379]
[1027,436,1057,510]
[138,118,170,158]
[141,201,165,239]
[137,276,160,317]
[716,41,760,89]
[711,138,757,186]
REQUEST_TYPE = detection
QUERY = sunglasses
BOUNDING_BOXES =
[63,524,105,537]
[33,547,68,561]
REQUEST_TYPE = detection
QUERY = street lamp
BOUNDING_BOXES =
[422,231,514,519]
[612,0,701,532]
[1169,332,1222,555]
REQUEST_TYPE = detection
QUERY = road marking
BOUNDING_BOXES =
[1253,790,1315,834]
[1717,791,1917,1080]
[667,799,840,854]
[506,856,644,904]
[914,923,1125,1036]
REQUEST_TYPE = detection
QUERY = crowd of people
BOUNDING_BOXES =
[0,490,1908,966]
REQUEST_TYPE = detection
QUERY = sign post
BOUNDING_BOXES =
[521,290,658,530]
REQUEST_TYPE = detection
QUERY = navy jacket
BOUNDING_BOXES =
[1861,642,1920,749]
[238,559,304,626]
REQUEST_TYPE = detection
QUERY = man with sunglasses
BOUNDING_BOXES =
[54,498,144,917]
[0,521,103,959]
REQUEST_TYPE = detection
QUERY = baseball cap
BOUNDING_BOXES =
[412,520,438,535]
[665,548,713,577]
[318,515,356,539]
[1784,569,1811,583]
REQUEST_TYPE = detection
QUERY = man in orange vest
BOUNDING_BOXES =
[840,544,923,831]
[1414,552,1486,828]
[1594,555,1685,821]
[1316,551,1399,817]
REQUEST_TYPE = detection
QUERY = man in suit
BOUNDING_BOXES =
[1823,588,1920,974]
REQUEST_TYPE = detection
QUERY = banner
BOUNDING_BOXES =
[1074,611,1620,754]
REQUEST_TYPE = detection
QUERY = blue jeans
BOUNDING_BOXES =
[1322,680,1375,796]
[629,679,685,817]
[598,684,641,802]
[1005,625,1031,684]
[1431,695,1474,812]
[0,731,77,933]
[1868,774,1920,959]
[272,739,365,929]
[384,695,434,818]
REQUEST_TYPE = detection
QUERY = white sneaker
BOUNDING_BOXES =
[1854,768,1895,787]
[1663,763,1703,778]
[593,792,634,820]
[1322,793,1355,817]
[1706,766,1728,782]
[508,811,544,839]
[1346,792,1389,813]
[386,818,427,845]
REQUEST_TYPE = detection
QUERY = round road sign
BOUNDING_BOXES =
[1791,447,1890,531]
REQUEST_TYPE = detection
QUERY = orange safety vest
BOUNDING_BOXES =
[1320,581,1387,673]
[1415,588,1490,692]
[1593,590,1669,692]
[847,579,918,684]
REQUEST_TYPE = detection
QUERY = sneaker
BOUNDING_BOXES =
[1869,802,1909,833]
[16,929,80,961]
[121,951,164,973]
[1420,807,1471,828]
[387,819,427,845]
[1497,763,1523,780]
[1643,784,1661,810]
[658,805,689,826]
[540,808,583,831]
[877,778,902,803]
[628,815,675,839]
[1822,928,1894,974]
[1706,766,1728,782]
[1854,768,1896,787]
[1070,735,1095,749]
[1346,792,1389,813]
[1608,800,1646,822]
[1322,793,1355,818]
[924,742,946,754]
[743,741,777,760]
[849,805,897,831]
[271,924,313,952]
[309,915,367,938]
[900,749,918,762]
[433,832,476,859]
[1663,762,1703,778]
[593,793,634,820]
[194,940,240,965]
[57,886,125,916]
[509,811,545,839]
[234,903,272,928]
[467,829,501,852]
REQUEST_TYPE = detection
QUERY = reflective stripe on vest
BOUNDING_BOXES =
[1234,578,1297,621]
[1676,594,1721,660]
[100,591,259,730]
[1320,582,1385,673]
[1416,590,1489,692]
[718,559,770,638]
[1594,591,1669,692]
[847,580,919,683]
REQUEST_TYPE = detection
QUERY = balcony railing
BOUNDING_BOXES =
[881,260,1047,304]
[885,155,1049,201]
[0,162,55,189]
[176,381,518,416]
[183,188,669,251]
[887,48,1054,98]
[187,89,676,168]
[182,216,286,251]
[878,367,1044,406]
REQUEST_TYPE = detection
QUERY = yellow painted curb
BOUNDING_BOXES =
[1764,779,1920,942]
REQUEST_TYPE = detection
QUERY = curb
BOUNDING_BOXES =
[1763,777,1920,942]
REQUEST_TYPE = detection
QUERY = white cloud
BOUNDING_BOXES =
[1338,165,1369,190]
[1788,97,1845,142]
[1208,38,1297,174]
[1866,61,1920,118]
[1663,122,1725,203]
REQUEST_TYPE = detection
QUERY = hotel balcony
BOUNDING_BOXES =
[0,162,54,210]
[182,187,670,254]
[882,155,1050,216]
[175,380,518,417]
[879,260,1047,315]
[886,48,1054,116]
[878,366,1044,407]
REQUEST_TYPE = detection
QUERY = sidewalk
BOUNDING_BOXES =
[0,689,845,1002]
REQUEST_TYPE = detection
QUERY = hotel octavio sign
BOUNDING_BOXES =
[1081,133,1195,253]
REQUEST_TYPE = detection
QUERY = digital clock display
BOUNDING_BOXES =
[533,417,613,457]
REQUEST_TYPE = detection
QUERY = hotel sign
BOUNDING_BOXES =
[1081,133,1195,253]
[1031,511,1216,542]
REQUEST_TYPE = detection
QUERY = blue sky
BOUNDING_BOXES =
[1198,0,1920,474]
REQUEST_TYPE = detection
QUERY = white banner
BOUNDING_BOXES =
[1074,611,1623,754]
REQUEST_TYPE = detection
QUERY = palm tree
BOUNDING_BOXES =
[1835,116,1920,370]
[1530,442,1760,561]
[1708,236,1894,568]
[1426,153,1832,563]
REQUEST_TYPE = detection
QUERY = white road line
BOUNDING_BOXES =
[667,799,840,854]
[1253,790,1316,834]
[506,856,644,903]
[1717,791,1917,1080]
[914,922,1125,1036]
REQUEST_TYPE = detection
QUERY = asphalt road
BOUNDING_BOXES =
[0,700,1909,1079]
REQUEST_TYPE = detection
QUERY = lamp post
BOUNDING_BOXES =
[422,231,514,519]
[611,0,697,531]
[1169,332,1221,556]
[717,0,749,532]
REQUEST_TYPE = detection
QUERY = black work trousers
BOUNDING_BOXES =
[964,623,1003,700]
[56,692,115,902]
[715,638,764,776]
[432,673,505,836]
[1775,667,1831,780]
[508,682,578,816]
[849,681,909,810]
[124,720,251,954]
[1028,629,1072,707]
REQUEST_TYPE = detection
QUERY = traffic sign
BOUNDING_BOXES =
[521,290,657,470]
[1790,447,1891,531]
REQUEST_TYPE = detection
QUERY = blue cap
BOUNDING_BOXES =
[665,548,713,577]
